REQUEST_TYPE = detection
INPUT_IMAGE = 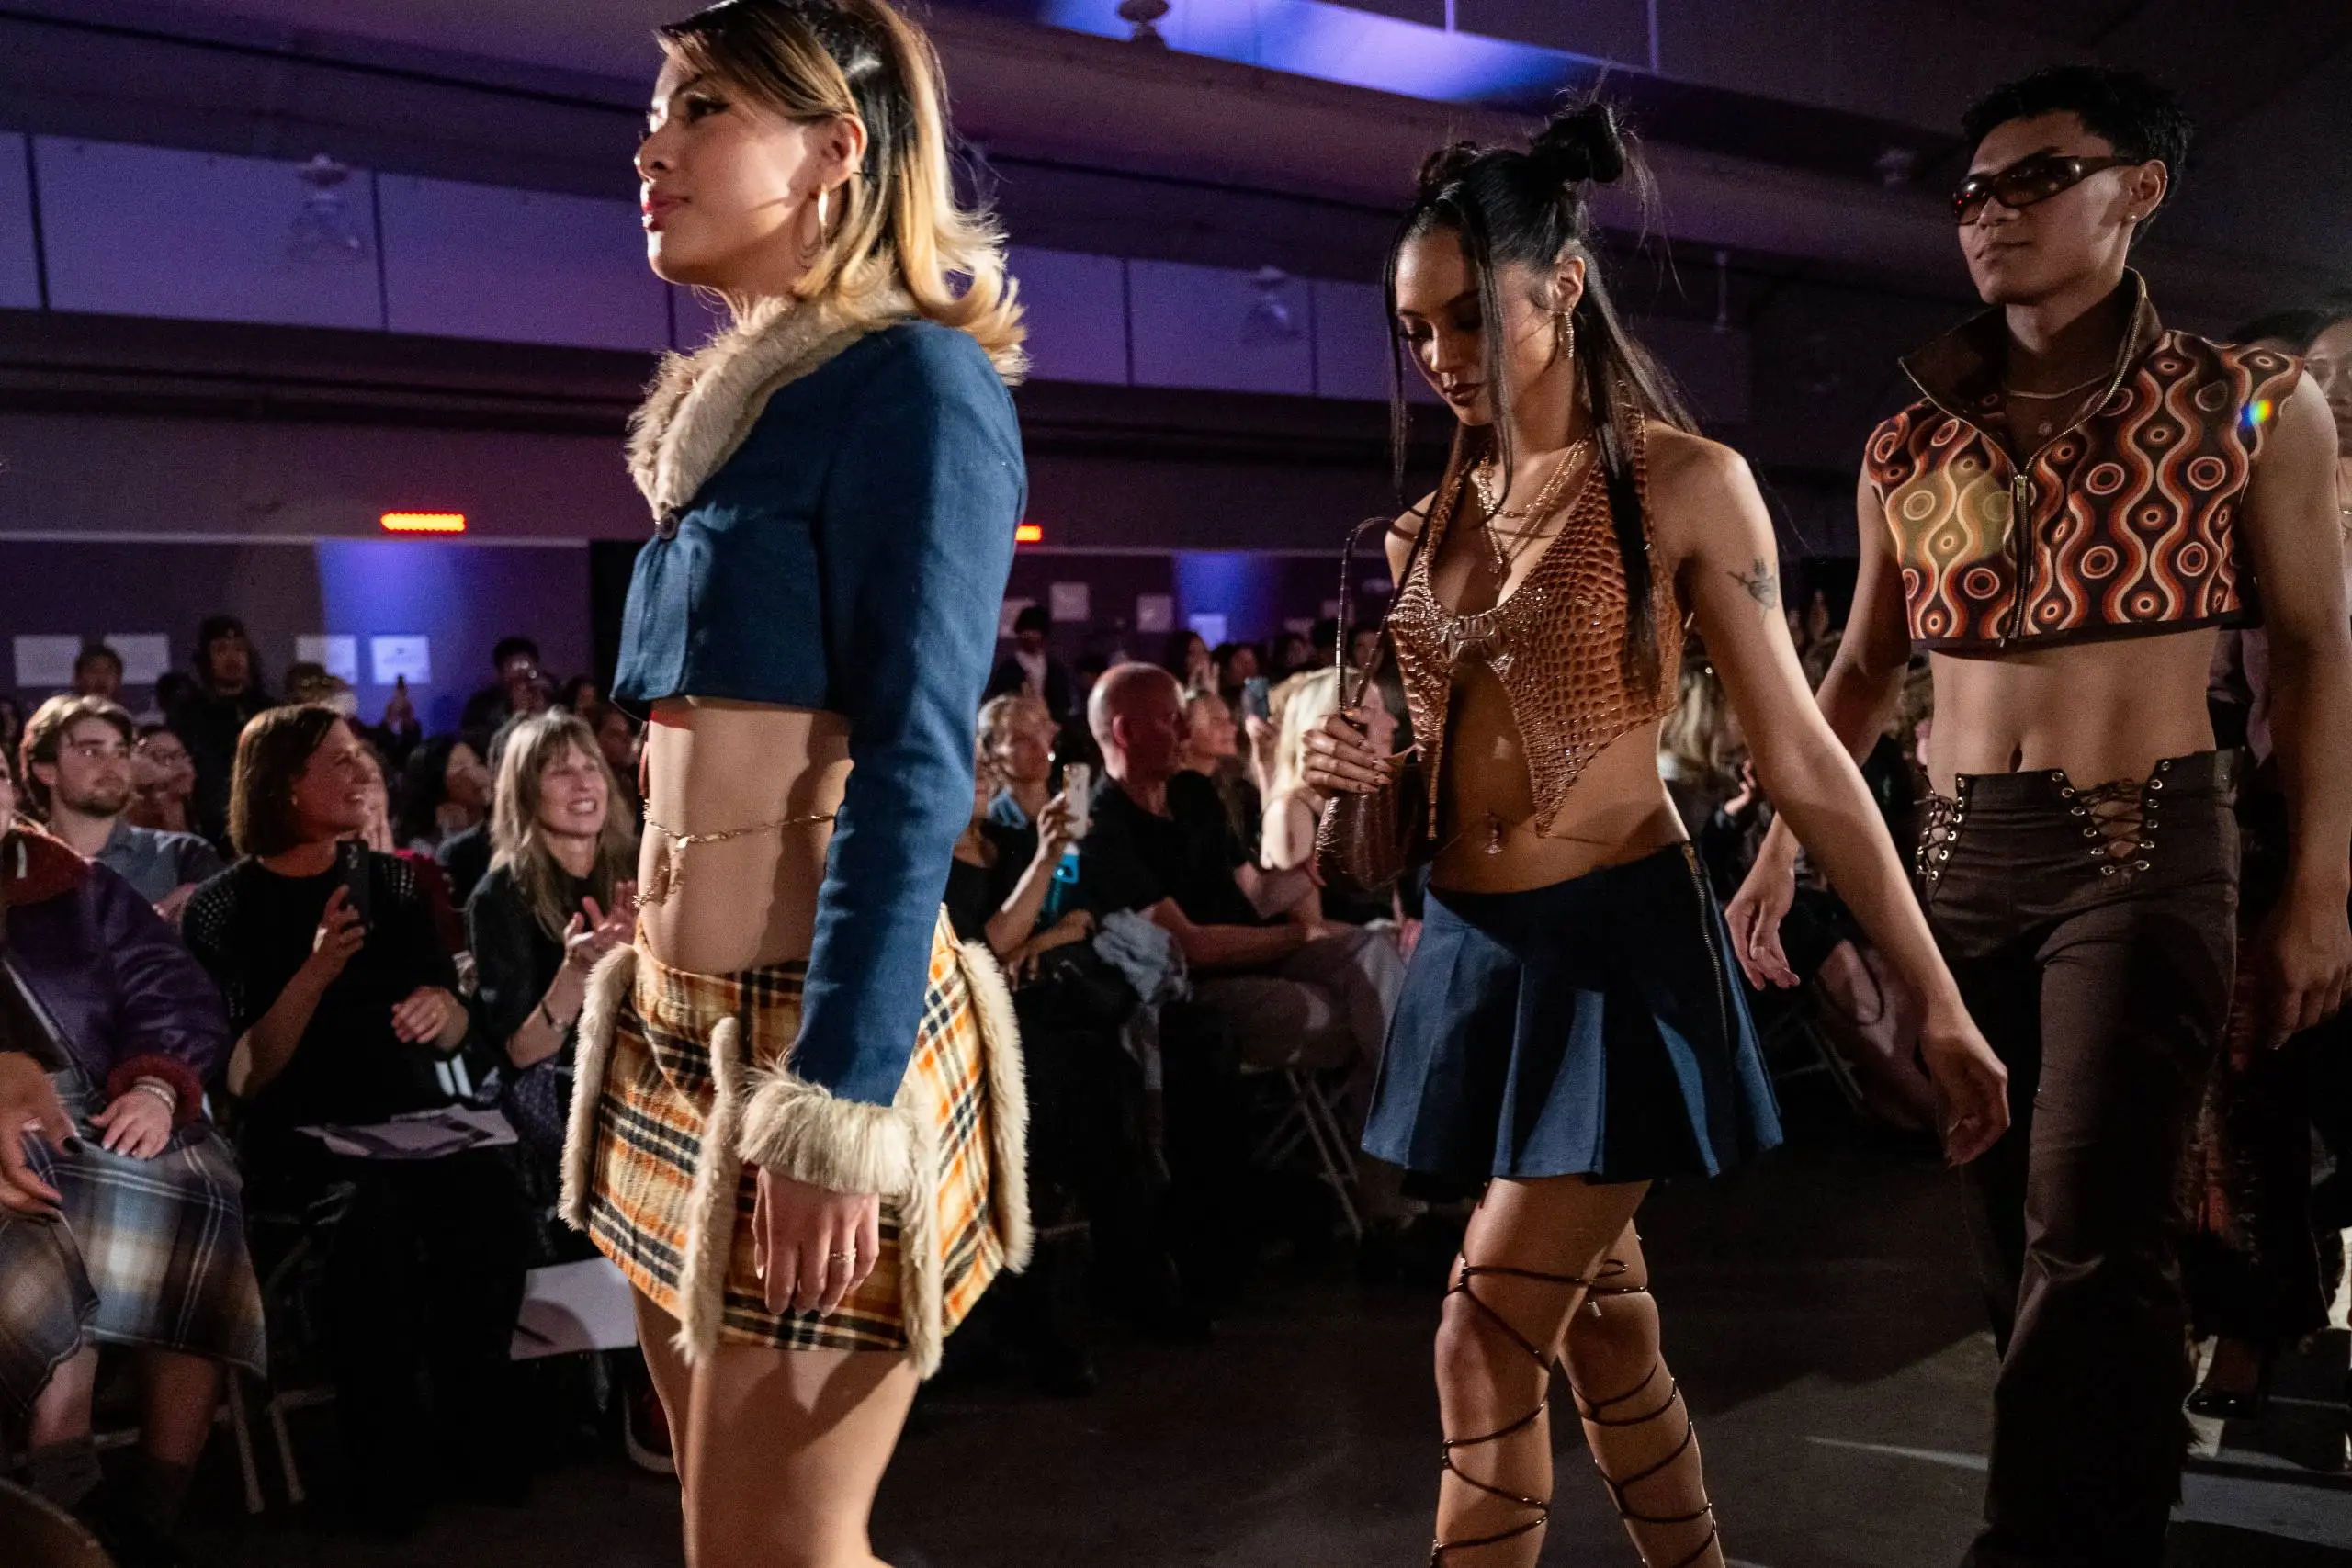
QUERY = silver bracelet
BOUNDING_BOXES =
[129,1076,178,1114]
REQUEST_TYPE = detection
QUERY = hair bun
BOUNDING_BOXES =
[1415,141,1483,199]
[1529,102,1626,186]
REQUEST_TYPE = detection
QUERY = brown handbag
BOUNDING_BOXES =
[1313,512,1435,896]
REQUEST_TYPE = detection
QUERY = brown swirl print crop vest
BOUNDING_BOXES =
[1865,273,2303,651]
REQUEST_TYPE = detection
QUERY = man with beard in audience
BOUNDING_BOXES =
[20,695,221,923]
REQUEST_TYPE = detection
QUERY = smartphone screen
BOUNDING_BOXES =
[1243,676,1272,722]
[336,839,372,931]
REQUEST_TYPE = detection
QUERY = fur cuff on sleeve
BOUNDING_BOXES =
[107,1054,206,1128]
[736,1071,923,1199]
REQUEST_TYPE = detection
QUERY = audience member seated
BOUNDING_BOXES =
[466,711,638,1193]
[68,643,123,705]
[986,604,1077,721]
[1211,640,1261,713]
[166,615,272,849]
[1268,630,1316,679]
[0,788,262,1565]
[584,701,644,826]
[1057,652,1112,776]
[1076,665,1401,1106]
[18,696,222,923]
[458,636,550,754]
[981,693,1059,854]
[1163,629,1215,692]
[352,741,464,959]
[1658,660,1742,838]
[398,734,494,900]
[1257,670,1395,928]
[556,675,600,715]
[1179,684,1263,864]
[948,743,1085,971]
[127,725,198,837]
[182,705,529,1534]
[951,742,1209,1375]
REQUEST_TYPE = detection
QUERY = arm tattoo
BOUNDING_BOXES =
[1729,557,1780,609]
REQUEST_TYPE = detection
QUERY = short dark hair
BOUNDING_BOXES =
[230,704,344,859]
[194,614,249,674]
[1012,605,1050,637]
[18,695,135,818]
[74,642,122,676]
[492,636,541,669]
[1962,65,2193,196]
[2226,309,2339,354]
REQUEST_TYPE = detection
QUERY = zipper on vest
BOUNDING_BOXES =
[2002,471,2033,647]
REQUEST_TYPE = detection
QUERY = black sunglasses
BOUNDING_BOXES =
[1952,153,2138,225]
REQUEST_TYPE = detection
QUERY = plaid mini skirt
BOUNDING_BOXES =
[570,909,1025,1373]
[0,1071,266,1418]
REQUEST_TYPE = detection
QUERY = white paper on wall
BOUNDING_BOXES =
[102,634,172,685]
[1135,594,1174,635]
[1049,582,1091,624]
[11,635,81,688]
[296,635,360,684]
[998,599,1036,639]
[1186,613,1227,647]
[369,636,432,685]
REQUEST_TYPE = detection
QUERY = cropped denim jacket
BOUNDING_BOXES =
[613,302,1026,1108]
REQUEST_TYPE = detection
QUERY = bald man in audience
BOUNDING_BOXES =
[1076,662,1402,1103]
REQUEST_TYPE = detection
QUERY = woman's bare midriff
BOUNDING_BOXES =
[1926,627,2220,796]
[1430,661,1684,895]
[637,696,853,975]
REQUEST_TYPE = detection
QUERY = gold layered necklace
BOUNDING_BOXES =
[1469,436,1596,581]
[2004,371,2108,439]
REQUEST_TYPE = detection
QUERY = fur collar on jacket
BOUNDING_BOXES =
[627,290,914,525]
[1,829,87,909]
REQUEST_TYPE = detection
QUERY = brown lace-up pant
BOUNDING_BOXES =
[1919,751,2238,1568]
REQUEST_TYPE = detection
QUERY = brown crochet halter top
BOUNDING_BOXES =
[1387,417,1680,842]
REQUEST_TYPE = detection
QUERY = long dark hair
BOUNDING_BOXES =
[1384,101,1692,690]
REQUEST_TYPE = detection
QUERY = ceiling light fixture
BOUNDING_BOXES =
[1117,0,1170,47]
[289,153,369,266]
[380,512,467,534]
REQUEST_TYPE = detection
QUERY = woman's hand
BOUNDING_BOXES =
[564,884,639,972]
[1034,793,1078,863]
[1724,853,1800,990]
[1301,710,1392,796]
[1918,1008,2010,1167]
[390,986,463,1047]
[752,1167,881,1316]
[91,1088,174,1160]
[0,1053,71,1218]
[305,886,365,983]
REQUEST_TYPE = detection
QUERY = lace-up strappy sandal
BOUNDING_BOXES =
[1430,1256,1648,1564]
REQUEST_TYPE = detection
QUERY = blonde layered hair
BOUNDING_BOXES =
[491,711,639,942]
[658,0,1026,379]
[1268,668,1344,803]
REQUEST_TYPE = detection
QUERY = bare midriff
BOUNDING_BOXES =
[636,696,852,975]
[1925,626,2219,795]
[1430,663,1685,895]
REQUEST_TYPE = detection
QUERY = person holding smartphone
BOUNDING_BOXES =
[182,705,531,1533]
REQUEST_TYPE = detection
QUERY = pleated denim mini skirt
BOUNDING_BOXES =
[1363,842,1782,1186]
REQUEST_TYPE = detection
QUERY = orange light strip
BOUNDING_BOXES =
[1014,522,1043,544]
[380,511,467,534]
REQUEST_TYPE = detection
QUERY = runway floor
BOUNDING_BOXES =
[182,1137,2352,1568]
